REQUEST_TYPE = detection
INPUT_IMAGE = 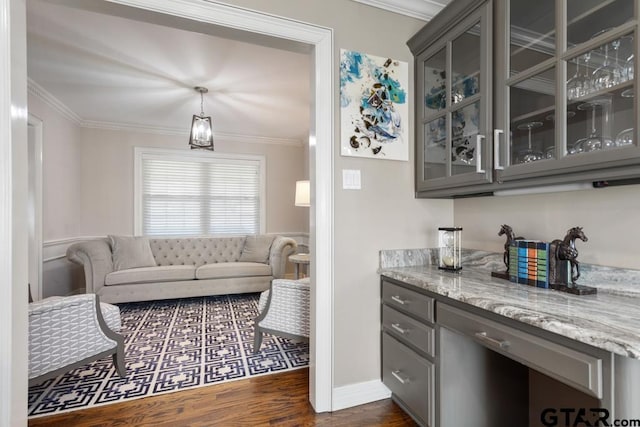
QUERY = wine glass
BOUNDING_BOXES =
[575,100,615,152]
[625,54,635,82]
[592,40,624,91]
[589,28,625,91]
[516,121,544,163]
[616,128,634,147]
[581,51,593,95]
[567,56,585,100]
[621,88,634,98]
[619,34,635,82]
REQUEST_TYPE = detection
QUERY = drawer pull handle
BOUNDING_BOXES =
[391,370,410,385]
[474,332,510,350]
[391,295,409,305]
[391,323,409,335]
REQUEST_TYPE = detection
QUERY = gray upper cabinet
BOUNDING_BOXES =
[410,0,493,193]
[410,0,640,198]
[497,0,640,182]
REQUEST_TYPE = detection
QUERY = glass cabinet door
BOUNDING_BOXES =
[497,0,640,182]
[565,0,636,159]
[417,4,492,192]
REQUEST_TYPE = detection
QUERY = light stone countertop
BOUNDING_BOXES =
[379,249,640,360]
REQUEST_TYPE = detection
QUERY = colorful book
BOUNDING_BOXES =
[509,240,549,288]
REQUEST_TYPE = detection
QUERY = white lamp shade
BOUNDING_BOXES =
[295,180,310,207]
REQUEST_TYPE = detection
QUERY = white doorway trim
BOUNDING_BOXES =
[27,114,43,301]
[2,0,29,424]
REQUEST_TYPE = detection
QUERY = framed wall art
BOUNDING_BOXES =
[339,49,409,161]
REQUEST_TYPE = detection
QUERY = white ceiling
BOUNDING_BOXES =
[26,0,453,145]
[26,0,312,144]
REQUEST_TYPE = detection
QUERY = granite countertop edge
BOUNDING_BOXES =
[379,264,640,360]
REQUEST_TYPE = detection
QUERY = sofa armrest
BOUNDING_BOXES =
[66,239,114,294]
[268,236,297,279]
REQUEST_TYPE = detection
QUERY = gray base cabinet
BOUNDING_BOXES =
[380,276,640,426]
[382,333,435,426]
[381,280,436,426]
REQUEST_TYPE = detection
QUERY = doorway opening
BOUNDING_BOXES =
[19,0,334,414]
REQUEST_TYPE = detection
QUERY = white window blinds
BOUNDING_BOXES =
[138,150,263,236]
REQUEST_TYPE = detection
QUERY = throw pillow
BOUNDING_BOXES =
[109,235,157,271]
[239,235,275,263]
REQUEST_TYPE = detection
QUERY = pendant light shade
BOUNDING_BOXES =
[189,86,214,150]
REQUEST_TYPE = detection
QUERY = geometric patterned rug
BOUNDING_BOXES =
[28,293,309,417]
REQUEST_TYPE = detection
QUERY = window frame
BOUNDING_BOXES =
[134,147,266,237]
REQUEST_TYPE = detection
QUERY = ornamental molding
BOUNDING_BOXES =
[351,0,448,21]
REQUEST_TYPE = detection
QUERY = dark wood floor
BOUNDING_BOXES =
[29,368,417,426]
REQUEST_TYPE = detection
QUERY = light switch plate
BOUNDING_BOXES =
[342,169,361,190]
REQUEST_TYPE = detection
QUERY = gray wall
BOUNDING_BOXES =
[454,185,640,269]
[28,93,83,241]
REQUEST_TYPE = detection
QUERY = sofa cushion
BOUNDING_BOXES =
[196,262,272,280]
[149,237,246,267]
[109,235,156,271]
[105,265,196,286]
[239,235,275,263]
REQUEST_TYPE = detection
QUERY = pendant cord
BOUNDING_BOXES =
[200,92,205,117]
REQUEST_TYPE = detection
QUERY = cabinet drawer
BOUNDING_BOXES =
[382,332,434,427]
[437,303,602,398]
[383,305,435,357]
[382,280,434,323]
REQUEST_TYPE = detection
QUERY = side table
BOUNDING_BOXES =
[288,253,310,279]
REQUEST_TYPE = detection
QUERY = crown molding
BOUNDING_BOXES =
[351,0,447,21]
[217,132,304,147]
[27,80,304,147]
[27,78,82,125]
[80,120,304,146]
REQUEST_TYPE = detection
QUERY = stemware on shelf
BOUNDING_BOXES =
[516,121,544,163]
[569,32,634,100]
[572,99,615,154]
[591,38,625,91]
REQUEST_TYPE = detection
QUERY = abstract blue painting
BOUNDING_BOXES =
[340,49,409,161]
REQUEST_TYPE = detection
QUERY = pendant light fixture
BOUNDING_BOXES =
[188,86,214,150]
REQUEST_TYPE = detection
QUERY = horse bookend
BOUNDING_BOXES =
[548,226,597,295]
[491,224,524,280]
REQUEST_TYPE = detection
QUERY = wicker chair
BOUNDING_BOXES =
[253,278,310,353]
[28,293,126,386]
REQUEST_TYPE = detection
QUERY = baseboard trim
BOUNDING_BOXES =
[332,379,391,411]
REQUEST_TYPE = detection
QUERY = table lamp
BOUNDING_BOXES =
[295,180,310,207]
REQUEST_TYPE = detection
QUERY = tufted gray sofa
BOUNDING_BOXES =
[67,236,297,303]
